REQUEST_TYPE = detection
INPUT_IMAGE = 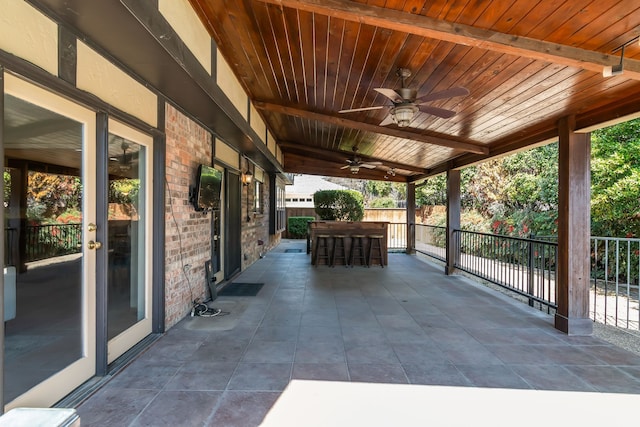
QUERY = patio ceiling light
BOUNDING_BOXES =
[390,105,418,127]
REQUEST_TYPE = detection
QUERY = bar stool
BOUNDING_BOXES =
[331,234,348,267]
[368,234,385,268]
[314,234,331,266]
[349,234,367,267]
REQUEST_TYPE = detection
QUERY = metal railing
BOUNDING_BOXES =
[591,236,640,330]
[388,222,407,251]
[415,224,447,261]
[5,223,82,265]
[453,230,558,311]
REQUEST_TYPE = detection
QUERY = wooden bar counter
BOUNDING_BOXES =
[308,221,388,266]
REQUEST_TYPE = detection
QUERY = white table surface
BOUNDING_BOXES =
[260,380,640,427]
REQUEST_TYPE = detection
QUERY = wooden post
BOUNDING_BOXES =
[446,170,461,275]
[406,182,416,254]
[555,116,592,335]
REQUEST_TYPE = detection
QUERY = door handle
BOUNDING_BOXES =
[88,240,103,250]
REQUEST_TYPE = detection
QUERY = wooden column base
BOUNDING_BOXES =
[554,314,593,336]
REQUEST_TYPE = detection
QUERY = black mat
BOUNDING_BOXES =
[218,282,264,296]
[284,249,303,253]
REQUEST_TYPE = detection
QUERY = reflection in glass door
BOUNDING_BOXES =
[3,73,96,409]
[106,120,152,363]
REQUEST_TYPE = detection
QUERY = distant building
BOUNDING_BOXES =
[285,175,348,208]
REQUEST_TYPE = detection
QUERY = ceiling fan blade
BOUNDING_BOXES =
[415,87,469,104]
[340,165,350,169]
[361,163,380,169]
[374,88,404,103]
[338,106,386,114]
[379,115,395,126]
[418,105,457,119]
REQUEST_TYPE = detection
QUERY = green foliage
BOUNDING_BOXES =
[288,216,315,238]
[591,119,640,237]
[26,172,82,223]
[314,189,364,221]
[369,197,396,208]
[365,181,392,198]
[109,179,140,205]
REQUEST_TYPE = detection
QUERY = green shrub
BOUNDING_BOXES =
[314,190,364,221]
[288,216,315,238]
[369,197,396,208]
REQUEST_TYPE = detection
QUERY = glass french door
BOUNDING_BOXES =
[2,75,153,409]
[105,120,152,363]
[3,73,96,409]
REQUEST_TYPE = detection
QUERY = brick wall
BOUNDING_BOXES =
[241,169,280,269]
[164,104,213,328]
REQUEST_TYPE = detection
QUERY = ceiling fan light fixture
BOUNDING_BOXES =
[391,105,418,127]
[349,165,360,174]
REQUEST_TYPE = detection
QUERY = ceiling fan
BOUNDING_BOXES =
[340,146,382,174]
[338,68,469,128]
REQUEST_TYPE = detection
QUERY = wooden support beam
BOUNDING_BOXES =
[445,170,461,275]
[278,142,428,174]
[257,0,640,81]
[555,116,592,336]
[255,101,488,155]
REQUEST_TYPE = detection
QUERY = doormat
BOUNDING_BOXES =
[218,282,264,296]
[284,249,303,253]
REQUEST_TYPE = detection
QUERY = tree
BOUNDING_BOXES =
[314,190,364,221]
[591,119,640,237]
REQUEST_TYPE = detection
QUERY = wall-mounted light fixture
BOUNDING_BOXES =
[242,170,253,186]
[242,169,253,222]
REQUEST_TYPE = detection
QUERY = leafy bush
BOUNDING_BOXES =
[314,190,364,221]
[369,197,396,208]
[288,216,315,238]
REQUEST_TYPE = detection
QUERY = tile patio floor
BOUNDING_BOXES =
[76,240,640,426]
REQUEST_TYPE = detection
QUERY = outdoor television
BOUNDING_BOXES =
[193,164,222,212]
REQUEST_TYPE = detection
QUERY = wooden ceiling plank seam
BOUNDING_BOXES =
[323,19,347,110]
[338,22,377,111]
[444,58,563,140]
[242,1,288,100]
[481,75,640,142]
[202,1,276,100]
[278,7,304,104]
[321,14,331,109]
[520,0,586,42]
[352,30,410,115]
[531,0,601,46]
[495,0,547,34]
[424,49,515,135]
[263,5,295,101]
[295,9,311,105]
[349,27,396,114]
[565,4,640,52]
[327,18,346,111]
[471,67,589,140]
[254,101,489,154]
[255,0,640,80]
[473,65,627,141]
[521,1,580,41]
[442,0,474,23]
[461,61,568,139]
[225,0,277,95]
[424,52,529,136]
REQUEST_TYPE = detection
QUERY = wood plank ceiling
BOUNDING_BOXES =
[190,0,640,182]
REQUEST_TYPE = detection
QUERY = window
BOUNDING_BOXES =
[254,180,263,213]
[270,176,286,234]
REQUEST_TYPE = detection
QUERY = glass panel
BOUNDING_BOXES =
[107,134,146,340]
[3,95,84,404]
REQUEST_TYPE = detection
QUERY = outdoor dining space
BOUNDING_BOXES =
[75,240,640,426]
[308,221,388,267]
